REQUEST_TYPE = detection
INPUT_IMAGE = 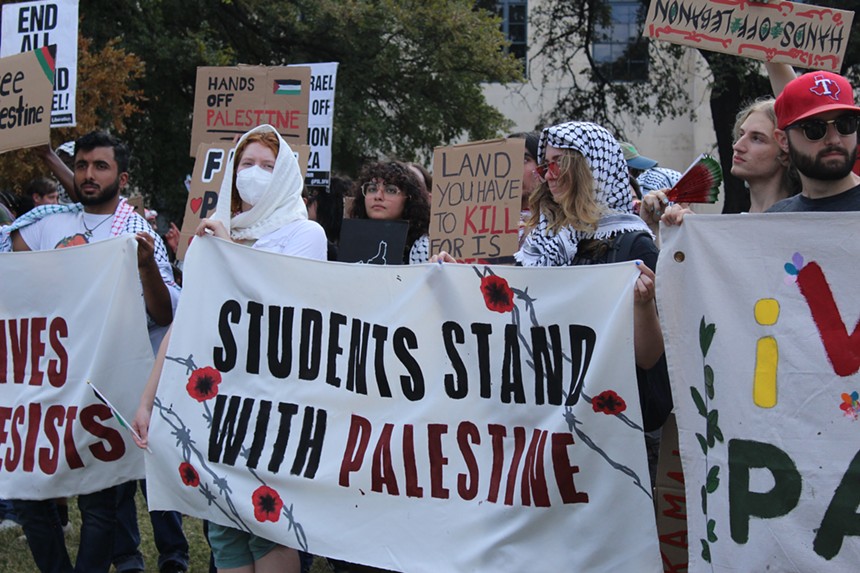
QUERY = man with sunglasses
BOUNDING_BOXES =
[769,71,860,212]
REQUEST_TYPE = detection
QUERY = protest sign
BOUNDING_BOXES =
[1,0,78,126]
[290,62,337,188]
[0,46,55,153]
[337,219,409,264]
[430,138,522,261]
[126,195,144,218]
[654,415,688,573]
[147,237,662,572]
[177,141,311,260]
[644,0,854,71]
[0,236,151,498]
[190,65,311,155]
[657,214,860,572]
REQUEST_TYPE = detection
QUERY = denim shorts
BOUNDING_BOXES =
[207,522,278,569]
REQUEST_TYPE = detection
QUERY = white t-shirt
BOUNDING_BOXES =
[17,208,180,353]
[251,218,327,260]
[18,211,114,250]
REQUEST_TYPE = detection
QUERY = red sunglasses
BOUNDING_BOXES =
[534,159,561,181]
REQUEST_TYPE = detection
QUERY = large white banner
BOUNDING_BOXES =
[0,236,151,498]
[0,0,78,126]
[147,237,661,572]
[658,214,860,572]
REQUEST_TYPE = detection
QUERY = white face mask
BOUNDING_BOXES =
[236,165,273,207]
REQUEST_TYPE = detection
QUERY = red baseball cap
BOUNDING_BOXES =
[774,71,860,130]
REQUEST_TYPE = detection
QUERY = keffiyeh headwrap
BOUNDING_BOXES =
[211,124,308,243]
[638,167,682,194]
[516,121,652,266]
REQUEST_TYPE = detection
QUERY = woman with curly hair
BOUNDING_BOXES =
[349,160,431,264]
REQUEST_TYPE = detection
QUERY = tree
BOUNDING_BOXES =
[76,0,523,219]
[531,0,860,213]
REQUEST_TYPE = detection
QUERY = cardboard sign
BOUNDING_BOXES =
[190,65,311,155]
[430,138,522,261]
[147,237,662,572]
[289,62,337,188]
[0,45,55,154]
[645,0,854,71]
[177,141,311,260]
[126,195,144,219]
[658,213,860,571]
[0,0,78,126]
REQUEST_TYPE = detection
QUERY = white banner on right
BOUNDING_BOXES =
[657,213,860,572]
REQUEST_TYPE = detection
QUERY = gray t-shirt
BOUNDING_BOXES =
[767,184,860,212]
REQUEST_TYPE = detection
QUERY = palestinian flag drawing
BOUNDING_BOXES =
[273,79,302,95]
[36,45,57,84]
[88,380,152,453]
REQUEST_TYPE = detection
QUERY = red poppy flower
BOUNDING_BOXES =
[480,275,515,313]
[592,390,627,415]
[186,366,221,402]
[178,462,200,487]
[252,485,283,523]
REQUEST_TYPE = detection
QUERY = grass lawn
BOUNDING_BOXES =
[0,489,334,572]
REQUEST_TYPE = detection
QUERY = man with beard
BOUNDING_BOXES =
[769,71,860,212]
[6,130,186,573]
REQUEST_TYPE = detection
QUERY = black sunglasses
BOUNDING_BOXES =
[787,115,859,141]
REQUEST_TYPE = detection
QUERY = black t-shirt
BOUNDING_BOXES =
[767,183,860,212]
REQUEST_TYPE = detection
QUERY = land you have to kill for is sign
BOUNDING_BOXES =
[430,138,523,261]
[146,237,662,572]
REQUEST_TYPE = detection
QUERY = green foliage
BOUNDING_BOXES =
[76,0,521,219]
[699,317,716,358]
[531,0,692,133]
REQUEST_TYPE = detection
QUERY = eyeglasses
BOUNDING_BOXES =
[787,115,859,141]
[361,182,401,197]
[534,159,561,182]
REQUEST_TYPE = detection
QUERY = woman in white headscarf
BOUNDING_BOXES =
[197,124,327,258]
[133,125,324,573]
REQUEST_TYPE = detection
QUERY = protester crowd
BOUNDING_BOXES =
[0,65,859,573]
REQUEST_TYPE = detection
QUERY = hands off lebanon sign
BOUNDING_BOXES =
[146,237,661,572]
[645,0,854,71]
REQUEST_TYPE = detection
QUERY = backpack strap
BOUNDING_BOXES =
[607,230,651,263]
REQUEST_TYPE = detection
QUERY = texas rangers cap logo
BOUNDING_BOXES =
[810,74,841,100]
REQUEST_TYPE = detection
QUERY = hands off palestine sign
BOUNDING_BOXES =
[190,65,311,155]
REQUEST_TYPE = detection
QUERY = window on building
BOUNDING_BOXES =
[496,0,528,76]
[592,0,648,82]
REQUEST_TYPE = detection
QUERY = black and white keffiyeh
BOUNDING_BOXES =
[638,167,682,194]
[516,121,652,266]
